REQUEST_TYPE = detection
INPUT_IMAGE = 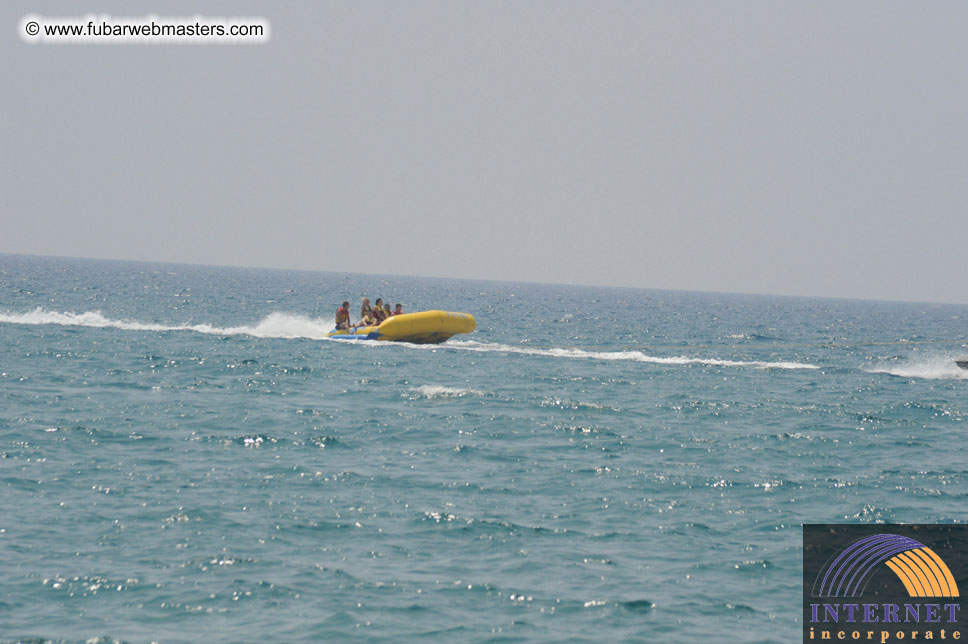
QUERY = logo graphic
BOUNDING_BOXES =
[814,533,960,599]
[803,525,966,643]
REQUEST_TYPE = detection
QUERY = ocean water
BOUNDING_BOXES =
[1,254,967,643]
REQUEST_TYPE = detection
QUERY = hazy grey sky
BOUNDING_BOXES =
[4,1,967,303]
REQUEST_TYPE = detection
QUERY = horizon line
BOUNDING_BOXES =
[1,250,965,309]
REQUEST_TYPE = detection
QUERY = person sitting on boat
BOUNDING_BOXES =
[335,301,351,330]
[383,303,393,318]
[355,298,373,327]
[357,298,377,327]
[393,304,403,316]
[372,298,388,324]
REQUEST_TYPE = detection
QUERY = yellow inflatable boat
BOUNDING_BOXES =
[326,310,475,344]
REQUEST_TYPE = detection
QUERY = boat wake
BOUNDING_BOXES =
[0,308,335,340]
[0,308,820,370]
[866,355,968,380]
[443,340,819,370]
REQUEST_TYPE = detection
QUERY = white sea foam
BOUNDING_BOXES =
[0,308,334,340]
[408,385,488,399]
[866,355,968,380]
[444,340,819,371]
[0,308,820,370]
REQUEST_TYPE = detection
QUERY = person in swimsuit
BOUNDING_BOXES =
[335,301,351,330]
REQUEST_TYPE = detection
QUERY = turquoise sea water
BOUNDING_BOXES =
[1,254,967,643]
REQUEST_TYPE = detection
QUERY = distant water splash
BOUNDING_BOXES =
[406,385,489,399]
[867,355,968,380]
[0,308,819,370]
[444,340,820,371]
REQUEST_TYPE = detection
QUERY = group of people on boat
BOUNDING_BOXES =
[334,297,404,330]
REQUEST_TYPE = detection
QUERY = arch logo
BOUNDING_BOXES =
[804,525,965,643]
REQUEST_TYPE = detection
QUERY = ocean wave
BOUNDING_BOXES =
[445,340,819,370]
[866,356,968,380]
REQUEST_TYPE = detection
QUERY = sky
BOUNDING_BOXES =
[3,1,967,303]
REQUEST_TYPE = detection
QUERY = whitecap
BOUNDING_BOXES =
[407,385,488,399]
